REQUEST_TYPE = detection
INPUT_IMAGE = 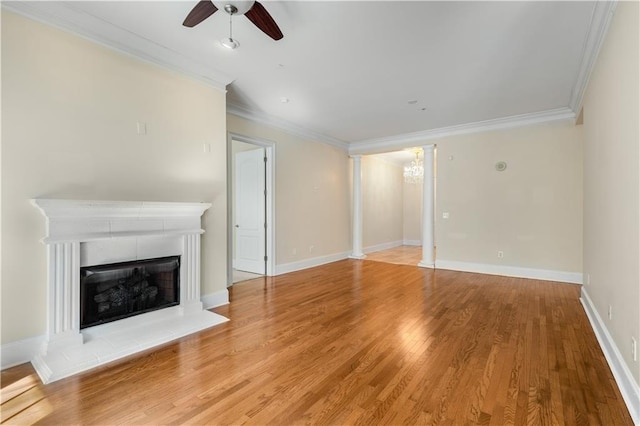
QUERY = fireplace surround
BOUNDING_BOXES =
[31,199,228,384]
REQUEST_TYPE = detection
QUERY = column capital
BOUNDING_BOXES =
[422,144,436,153]
[350,154,363,160]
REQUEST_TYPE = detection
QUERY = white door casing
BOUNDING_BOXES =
[235,148,266,274]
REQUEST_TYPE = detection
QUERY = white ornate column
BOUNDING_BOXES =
[44,242,84,352]
[349,155,366,259]
[418,145,435,268]
[180,233,204,315]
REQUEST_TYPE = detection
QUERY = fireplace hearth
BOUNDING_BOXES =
[81,256,180,329]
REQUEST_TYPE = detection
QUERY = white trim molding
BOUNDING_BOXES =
[1,336,46,371]
[227,133,277,280]
[275,252,350,276]
[228,104,348,151]
[436,260,583,284]
[580,288,639,424]
[402,240,422,246]
[201,289,230,310]
[568,1,618,114]
[349,108,575,155]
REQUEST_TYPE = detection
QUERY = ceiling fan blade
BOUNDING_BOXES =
[245,1,283,40]
[183,0,218,27]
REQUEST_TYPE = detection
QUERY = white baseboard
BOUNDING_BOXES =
[402,239,422,246]
[435,259,583,284]
[580,287,639,424]
[201,289,229,310]
[364,240,403,254]
[275,251,350,275]
[1,335,44,370]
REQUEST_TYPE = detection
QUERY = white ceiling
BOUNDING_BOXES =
[5,1,612,151]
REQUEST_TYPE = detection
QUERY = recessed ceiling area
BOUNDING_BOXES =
[4,1,603,146]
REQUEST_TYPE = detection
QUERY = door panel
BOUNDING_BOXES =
[235,148,265,274]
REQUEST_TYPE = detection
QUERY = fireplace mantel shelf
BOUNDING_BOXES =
[42,228,205,244]
[32,198,212,245]
[31,199,212,219]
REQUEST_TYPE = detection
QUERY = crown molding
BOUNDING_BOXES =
[227,103,349,151]
[349,107,576,155]
[568,1,618,114]
[2,2,233,91]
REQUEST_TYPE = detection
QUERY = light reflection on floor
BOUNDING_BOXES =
[0,374,53,424]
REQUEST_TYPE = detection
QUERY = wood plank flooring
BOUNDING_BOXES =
[364,245,422,266]
[1,260,632,425]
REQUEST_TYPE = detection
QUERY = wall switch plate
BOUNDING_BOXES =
[632,337,637,362]
[442,212,450,219]
[203,143,211,153]
[497,251,504,258]
[608,305,612,320]
[136,122,147,135]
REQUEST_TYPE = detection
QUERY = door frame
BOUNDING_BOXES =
[227,132,276,285]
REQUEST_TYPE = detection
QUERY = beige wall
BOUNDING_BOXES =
[1,12,228,344]
[582,1,639,384]
[227,115,350,265]
[362,156,403,248]
[403,180,422,243]
[432,121,583,273]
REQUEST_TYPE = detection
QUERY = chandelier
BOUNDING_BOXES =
[403,150,424,184]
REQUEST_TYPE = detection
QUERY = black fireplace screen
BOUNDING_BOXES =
[80,256,180,329]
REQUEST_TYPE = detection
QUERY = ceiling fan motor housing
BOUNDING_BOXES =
[214,1,255,15]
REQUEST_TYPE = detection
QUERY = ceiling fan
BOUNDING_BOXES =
[183,0,283,41]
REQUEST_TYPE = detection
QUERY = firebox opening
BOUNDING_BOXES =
[80,256,180,329]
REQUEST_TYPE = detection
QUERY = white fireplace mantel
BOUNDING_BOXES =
[30,199,228,384]
[33,199,211,243]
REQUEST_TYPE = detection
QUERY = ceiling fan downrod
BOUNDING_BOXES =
[221,4,240,49]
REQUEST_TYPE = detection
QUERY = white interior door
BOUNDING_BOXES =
[235,148,265,274]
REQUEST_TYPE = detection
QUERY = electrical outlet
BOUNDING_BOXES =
[292,248,297,255]
[309,245,315,253]
[608,305,613,320]
[632,337,637,362]
[497,251,504,258]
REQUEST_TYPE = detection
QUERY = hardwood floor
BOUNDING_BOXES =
[364,245,422,266]
[1,260,632,425]
[233,269,264,284]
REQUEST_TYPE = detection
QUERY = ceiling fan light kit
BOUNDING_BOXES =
[221,37,240,49]
[220,4,239,49]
